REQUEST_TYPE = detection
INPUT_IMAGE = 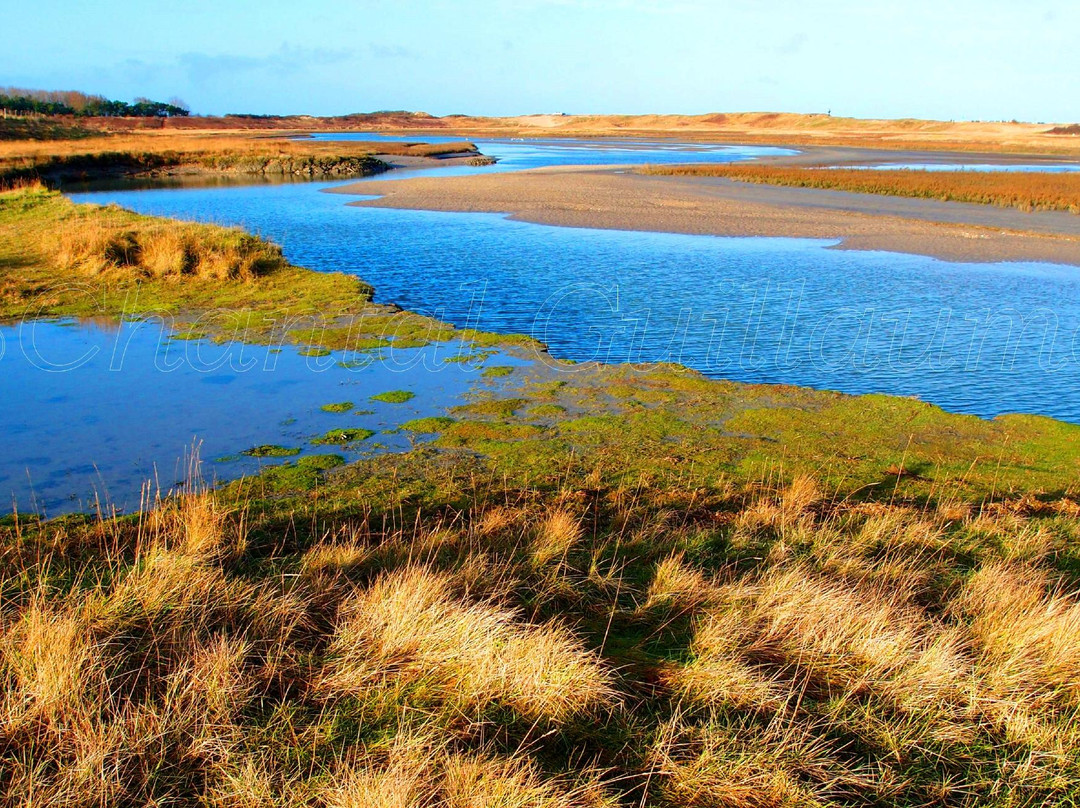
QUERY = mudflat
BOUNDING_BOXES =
[333,151,1080,266]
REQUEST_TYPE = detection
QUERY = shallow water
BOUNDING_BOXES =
[0,319,510,514]
[305,132,798,175]
[68,178,1080,425]
[21,136,1080,511]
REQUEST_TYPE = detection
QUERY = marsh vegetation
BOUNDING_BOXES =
[642,164,1080,214]
[0,133,480,187]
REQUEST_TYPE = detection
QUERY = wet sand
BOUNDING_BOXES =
[333,161,1080,267]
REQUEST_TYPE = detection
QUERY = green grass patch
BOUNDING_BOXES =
[370,390,416,404]
[312,428,376,446]
[241,444,302,458]
[527,403,567,417]
[400,416,455,433]
[453,398,528,419]
[320,401,354,414]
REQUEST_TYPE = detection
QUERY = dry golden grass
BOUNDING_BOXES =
[319,566,615,723]
[41,198,288,281]
[957,561,1080,710]
[643,554,714,616]
[531,508,583,566]
[0,131,478,188]
[320,731,604,808]
[4,471,1080,804]
[0,131,474,162]
[642,163,1080,214]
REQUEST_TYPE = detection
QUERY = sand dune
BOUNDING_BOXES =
[80,111,1080,156]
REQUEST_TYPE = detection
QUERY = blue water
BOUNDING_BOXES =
[305,132,798,174]
[67,178,1080,425]
[18,135,1080,511]
[0,319,512,514]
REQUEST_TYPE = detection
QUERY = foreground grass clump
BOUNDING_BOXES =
[641,163,1080,214]
[5,466,1080,804]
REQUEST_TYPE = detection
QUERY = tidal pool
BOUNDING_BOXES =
[0,319,513,515]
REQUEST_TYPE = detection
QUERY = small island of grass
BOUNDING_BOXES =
[312,428,376,446]
[241,444,302,458]
[371,390,416,404]
[400,416,455,433]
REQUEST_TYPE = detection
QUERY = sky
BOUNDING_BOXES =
[2,0,1077,123]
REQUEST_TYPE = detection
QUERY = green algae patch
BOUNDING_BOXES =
[320,401,354,413]
[453,398,528,419]
[313,428,376,446]
[168,330,206,342]
[527,404,567,418]
[400,416,455,433]
[246,453,346,493]
[371,390,416,404]
[482,365,515,378]
[242,444,302,458]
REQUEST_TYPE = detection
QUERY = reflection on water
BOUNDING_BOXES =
[0,319,513,515]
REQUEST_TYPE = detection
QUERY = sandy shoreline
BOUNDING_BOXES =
[333,154,1080,266]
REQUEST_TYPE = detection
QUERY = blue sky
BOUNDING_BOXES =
[2,0,1076,122]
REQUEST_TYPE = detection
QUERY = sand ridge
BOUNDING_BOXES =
[332,160,1080,267]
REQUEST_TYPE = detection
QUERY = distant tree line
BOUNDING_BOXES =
[0,87,190,118]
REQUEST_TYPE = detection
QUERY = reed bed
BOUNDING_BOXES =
[642,163,1080,214]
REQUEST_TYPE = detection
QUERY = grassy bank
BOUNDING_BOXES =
[0,133,480,187]
[641,164,1080,215]
[0,184,528,352]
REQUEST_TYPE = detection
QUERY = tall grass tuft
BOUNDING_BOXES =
[5,471,1080,803]
[319,566,616,723]
[43,203,288,281]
